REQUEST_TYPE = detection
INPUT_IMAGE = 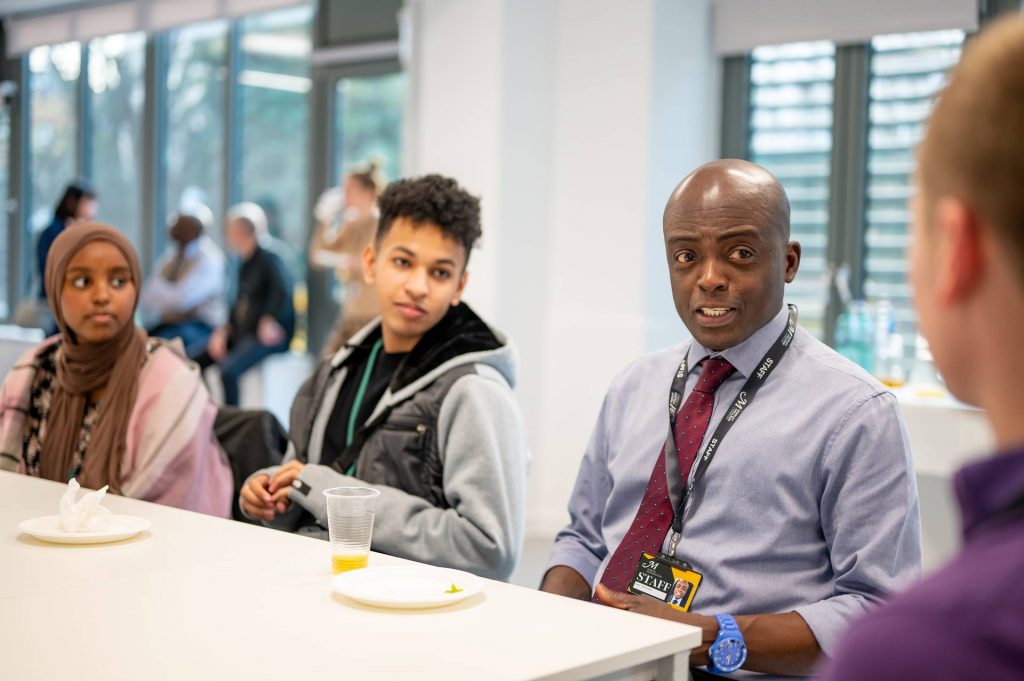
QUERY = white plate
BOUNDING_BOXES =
[18,514,151,545]
[332,565,483,609]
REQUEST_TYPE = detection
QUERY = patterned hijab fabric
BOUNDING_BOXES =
[39,222,148,492]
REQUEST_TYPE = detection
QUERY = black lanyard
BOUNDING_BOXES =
[664,304,798,555]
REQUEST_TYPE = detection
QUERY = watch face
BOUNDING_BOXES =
[713,637,748,672]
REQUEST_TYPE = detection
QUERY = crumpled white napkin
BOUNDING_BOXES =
[59,478,112,532]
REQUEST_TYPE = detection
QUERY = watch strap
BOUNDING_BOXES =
[707,614,746,675]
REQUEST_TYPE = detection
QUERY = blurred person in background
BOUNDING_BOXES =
[310,161,385,357]
[36,182,98,301]
[140,207,227,357]
[16,183,98,331]
[193,203,294,406]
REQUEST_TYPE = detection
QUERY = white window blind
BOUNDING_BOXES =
[6,0,310,56]
[863,30,965,347]
[748,41,836,338]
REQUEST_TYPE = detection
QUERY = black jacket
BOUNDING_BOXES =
[229,245,295,344]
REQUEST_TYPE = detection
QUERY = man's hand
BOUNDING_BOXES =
[268,460,306,513]
[258,315,286,347]
[208,326,228,362]
[595,584,718,665]
[239,474,276,521]
[595,585,821,676]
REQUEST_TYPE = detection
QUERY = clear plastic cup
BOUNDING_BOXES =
[323,487,380,573]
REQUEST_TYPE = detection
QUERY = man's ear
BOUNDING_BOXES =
[451,269,469,307]
[935,197,983,304]
[362,243,378,285]
[784,241,801,284]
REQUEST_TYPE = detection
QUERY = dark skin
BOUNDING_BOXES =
[541,160,816,676]
[665,159,799,351]
[168,215,203,249]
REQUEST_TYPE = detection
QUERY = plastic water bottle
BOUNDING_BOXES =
[873,300,907,387]
[911,333,944,394]
[835,300,874,371]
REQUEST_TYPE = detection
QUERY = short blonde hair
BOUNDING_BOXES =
[918,16,1024,276]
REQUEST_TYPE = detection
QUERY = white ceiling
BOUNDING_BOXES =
[0,0,102,19]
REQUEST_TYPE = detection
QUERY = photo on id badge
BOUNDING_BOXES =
[628,552,702,612]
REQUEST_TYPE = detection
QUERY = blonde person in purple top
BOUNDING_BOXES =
[821,16,1024,681]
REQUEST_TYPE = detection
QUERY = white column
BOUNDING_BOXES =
[403,0,503,319]
[404,0,718,538]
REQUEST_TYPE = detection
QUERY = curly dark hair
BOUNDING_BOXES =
[376,174,481,260]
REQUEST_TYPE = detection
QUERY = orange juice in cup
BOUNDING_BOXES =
[332,552,370,574]
[324,487,379,574]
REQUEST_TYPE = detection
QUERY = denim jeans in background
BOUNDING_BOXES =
[192,337,290,406]
[150,320,214,359]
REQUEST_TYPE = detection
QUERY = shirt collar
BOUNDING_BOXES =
[954,446,1024,538]
[686,305,790,379]
[180,239,201,259]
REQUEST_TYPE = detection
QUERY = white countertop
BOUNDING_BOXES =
[0,472,701,681]
[890,386,992,477]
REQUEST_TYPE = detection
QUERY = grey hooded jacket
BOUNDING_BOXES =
[242,304,530,580]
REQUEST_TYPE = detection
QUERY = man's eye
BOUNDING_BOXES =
[676,252,695,263]
[393,257,410,267]
[731,248,754,260]
[433,269,452,280]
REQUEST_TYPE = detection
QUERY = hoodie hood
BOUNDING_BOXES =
[332,303,518,407]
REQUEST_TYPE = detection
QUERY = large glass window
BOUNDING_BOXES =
[27,42,80,248]
[237,5,312,277]
[165,21,229,233]
[87,32,146,248]
[748,41,836,338]
[0,105,9,318]
[863,30,965,348]
[333,72,404,185]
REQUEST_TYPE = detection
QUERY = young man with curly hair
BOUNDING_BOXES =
[240,174,530,580]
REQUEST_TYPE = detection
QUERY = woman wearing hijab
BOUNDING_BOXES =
[0,223,232,516]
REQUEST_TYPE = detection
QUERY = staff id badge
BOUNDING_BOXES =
[627,552,702,612]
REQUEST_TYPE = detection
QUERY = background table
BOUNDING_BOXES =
[891,387,994,571]
[0,472,701,680]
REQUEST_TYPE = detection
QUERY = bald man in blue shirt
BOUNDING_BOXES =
[542,159,922,680]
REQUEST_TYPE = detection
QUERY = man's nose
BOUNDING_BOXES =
[405,267,430,297]
[697,258,728,293]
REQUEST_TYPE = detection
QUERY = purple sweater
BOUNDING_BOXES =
[819,447,1024,681]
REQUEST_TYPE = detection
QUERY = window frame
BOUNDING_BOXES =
[305,55,401,355]
[720,40,942,348]
[3,6,324,321]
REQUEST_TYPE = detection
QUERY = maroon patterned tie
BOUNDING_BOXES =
[595,357,736,599]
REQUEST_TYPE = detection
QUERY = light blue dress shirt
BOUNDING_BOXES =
[140,236,228,328]
[547,305,922,679]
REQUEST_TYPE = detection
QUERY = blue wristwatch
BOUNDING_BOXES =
[707,614,747,675]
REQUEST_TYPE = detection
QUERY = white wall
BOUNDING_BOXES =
[405,0,719,538]
[403,0,503,319]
